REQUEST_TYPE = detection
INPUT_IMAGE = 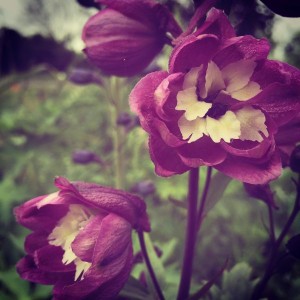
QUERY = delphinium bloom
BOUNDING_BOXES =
[15,177,150,300]
[82,0,182,76]
[130,8,300,184]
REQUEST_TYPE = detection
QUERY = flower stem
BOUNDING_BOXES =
[251,174,300,300]
[137,231,165,300]
[177,168,200,300]
[197,166,212,231]
[106,77,124,189]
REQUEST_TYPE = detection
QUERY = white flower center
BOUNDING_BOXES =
[175,60,268,143]
[48,204,93,281]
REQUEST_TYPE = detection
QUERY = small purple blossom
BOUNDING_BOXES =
[130,8,300,184]
[15,177,150,300]
[82,0,182,77]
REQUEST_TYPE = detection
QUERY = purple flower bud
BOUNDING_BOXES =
[290,145,300,173]
[68,68,102,85]
[72,150,97,164]
[116,112,132,127]
[131,180,156,196]
[82,0,182,77]
[15,177,150,299]
[244,183,278,209]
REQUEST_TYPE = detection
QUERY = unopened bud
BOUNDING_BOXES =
[72,150,97,164]
[116,112,132,127]
[131,180,156,196]
[68,68,101,85]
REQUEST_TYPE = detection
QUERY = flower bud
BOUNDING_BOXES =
[72,150,97,164]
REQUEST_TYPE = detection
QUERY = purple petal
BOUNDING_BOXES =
[24,232,49,255]
[130,70,168,132]
[17,256,74,285]
[220,138,273,159]
[55,177,150,232]
[177,136,227,167]
[71,215,104,262]
[169,34,220,73]
[244,183,278,208]
[149,134,190,176]
[97,0,182,37]
[212,35,270,69]
[195,8,236,40]
[34,245,75,273]
[215,150,282,184]
[252,60,300,89]
[14,201,69,231]
[246,82,300,126]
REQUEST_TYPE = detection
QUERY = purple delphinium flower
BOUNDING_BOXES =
[130,8,300,184]
[15,177,150,300]
[82,0,182,77]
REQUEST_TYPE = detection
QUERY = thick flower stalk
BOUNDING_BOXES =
[82,0,182,77]
[15,177,150,300]
[130,8,300,184]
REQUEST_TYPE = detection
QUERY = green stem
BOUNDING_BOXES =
[196,166,212,231]
[106,77,124,189]
[138,231,165,300]
[177,168,200,300]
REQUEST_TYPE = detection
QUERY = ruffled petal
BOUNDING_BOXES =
[149,134,190,176]
[195,8,236,40]
[245,82,300,126]
[17,256,74,286]
[169,34,220,73]
[213,35,270,69]
[177,136,227,167]
[215,150,282,184]
[130,71,168,131]
[71,215,104,262]
[34,245,76,273]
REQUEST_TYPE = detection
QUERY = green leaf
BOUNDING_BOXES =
[119,276,151,300]
[0,268,30,298]
[204,172,232,215]
[210,262,256,300]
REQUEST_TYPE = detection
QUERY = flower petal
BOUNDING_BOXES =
[177,136,227,167]
[235,106,268,142]
[222,60,257,94]
[246,82,300,126]
[149,134,190,176]
[195,8,236,40]
[17,256,74,286]
[130,70,168,131]
[71,215,104,262]
[34,245,76,273]
[213,35,270,69]
[169,34,220,73]
[215,150,282,184]
[206,111,241,143]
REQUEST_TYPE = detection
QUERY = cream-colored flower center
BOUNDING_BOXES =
[172,60,268,143]
[48,204,93,281]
